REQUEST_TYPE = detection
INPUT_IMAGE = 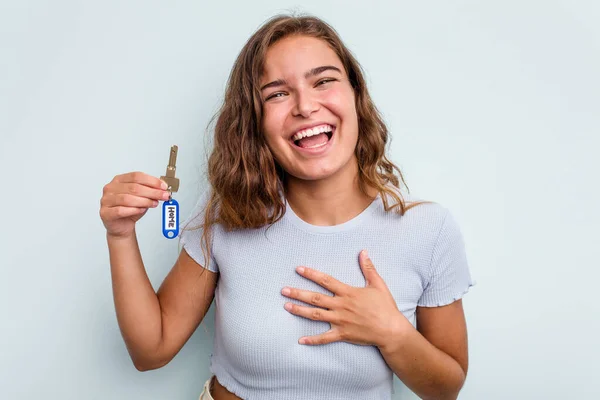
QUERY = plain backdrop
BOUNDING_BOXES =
[1,0,599,399]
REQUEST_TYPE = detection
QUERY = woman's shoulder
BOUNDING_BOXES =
[381,187,448,217]
[379,188,455,235]
[180,188,220,232]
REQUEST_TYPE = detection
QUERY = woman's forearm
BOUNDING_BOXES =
[107,230,163,369]
[378,323,465,400]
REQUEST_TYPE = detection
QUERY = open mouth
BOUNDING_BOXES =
[291,125,335,149]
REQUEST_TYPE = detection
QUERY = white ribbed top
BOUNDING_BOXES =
[179,190,475,399]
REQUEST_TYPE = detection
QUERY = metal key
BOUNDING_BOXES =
[160,145,180,193]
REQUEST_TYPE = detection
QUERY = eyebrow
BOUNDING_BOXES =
[260,65,342,91]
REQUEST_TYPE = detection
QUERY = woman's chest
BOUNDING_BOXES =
[213,227,429,325]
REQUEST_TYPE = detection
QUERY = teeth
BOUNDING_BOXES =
[292,124,333,142]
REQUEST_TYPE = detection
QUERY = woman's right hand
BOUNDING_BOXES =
[100,172,171,238]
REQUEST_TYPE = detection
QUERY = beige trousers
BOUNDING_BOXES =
[198,375,215,400]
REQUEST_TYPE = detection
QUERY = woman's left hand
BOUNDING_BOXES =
[281,250,412,347]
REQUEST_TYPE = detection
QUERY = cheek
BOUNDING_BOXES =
[321,87,357,119]
[261,107,287,145]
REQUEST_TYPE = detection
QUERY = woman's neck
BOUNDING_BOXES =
[284,161,379,226]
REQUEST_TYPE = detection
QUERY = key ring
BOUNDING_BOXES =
[167,186,172,201]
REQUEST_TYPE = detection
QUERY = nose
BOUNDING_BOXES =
[291,90,320,118]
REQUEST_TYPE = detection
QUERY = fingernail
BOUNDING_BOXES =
[163,191,170,200]
[160,181,168,190]
[362,250,368,257]
[153,201,158,207]
[296,267,305,274]
[281,287,291,295]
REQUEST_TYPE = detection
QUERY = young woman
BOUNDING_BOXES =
[100,14,475,400]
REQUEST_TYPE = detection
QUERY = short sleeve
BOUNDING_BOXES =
[178,191,219,273]
[417,210,475,307]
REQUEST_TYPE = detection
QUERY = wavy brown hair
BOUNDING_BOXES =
[187,13,425,271]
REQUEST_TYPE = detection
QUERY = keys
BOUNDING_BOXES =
[160,145,180,239]
[160,145,180,193]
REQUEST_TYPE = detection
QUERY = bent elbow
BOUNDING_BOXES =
[133,358,168,372]
[131,352,171,372]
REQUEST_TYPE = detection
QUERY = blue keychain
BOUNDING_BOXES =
[160,145,180,239]
[162,197,179,239]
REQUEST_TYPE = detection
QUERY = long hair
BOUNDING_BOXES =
[191,13,423,270]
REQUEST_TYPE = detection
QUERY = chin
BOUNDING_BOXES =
[278,148,357,182]
[287,164,346,182]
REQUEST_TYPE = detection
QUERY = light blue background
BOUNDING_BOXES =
[1,1,599,399]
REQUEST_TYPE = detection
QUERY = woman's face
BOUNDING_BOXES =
[260,35,359,182]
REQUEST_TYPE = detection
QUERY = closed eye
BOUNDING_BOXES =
[265,92,287,101]
[316,78,337,86]
[264,78,337,101]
